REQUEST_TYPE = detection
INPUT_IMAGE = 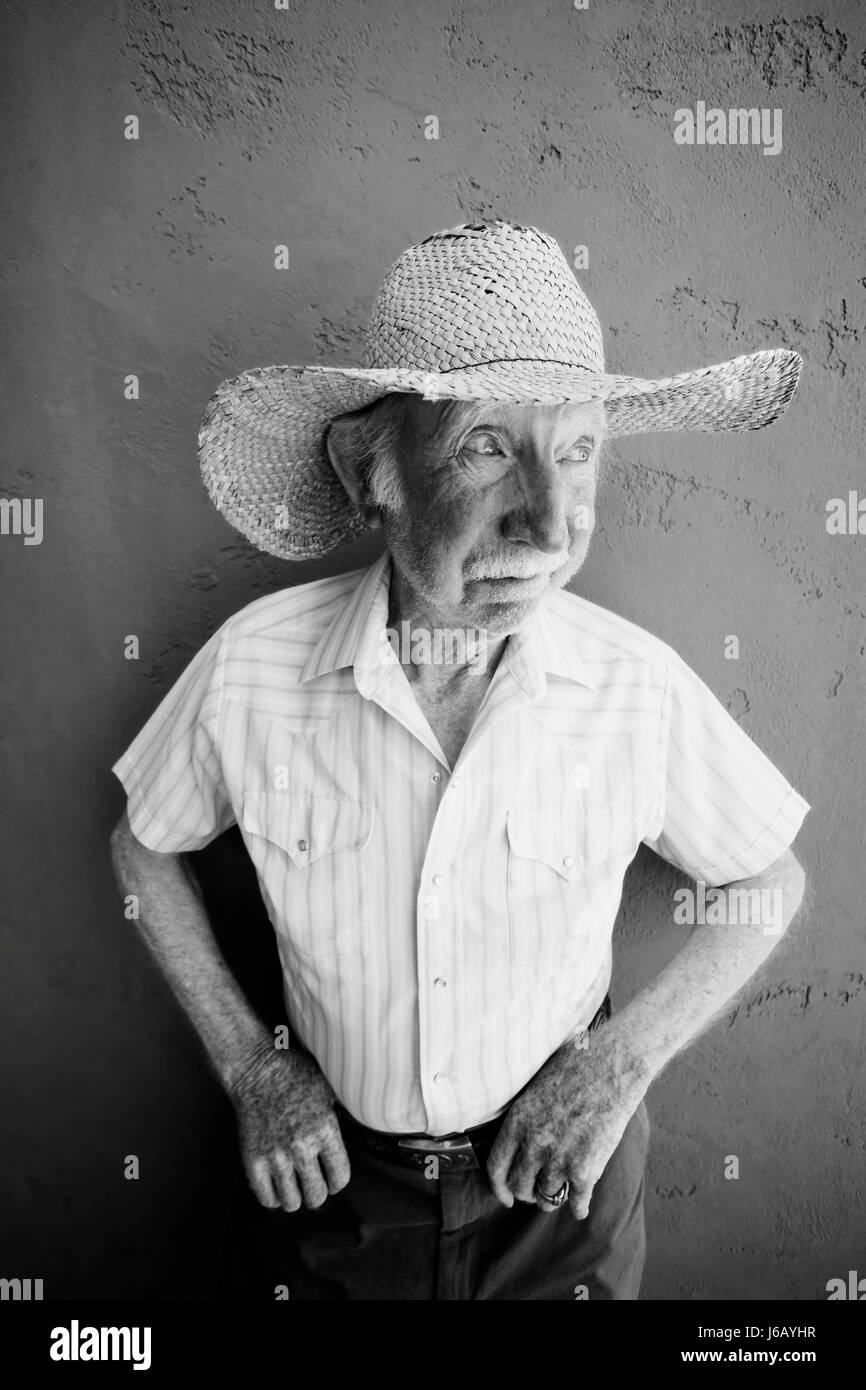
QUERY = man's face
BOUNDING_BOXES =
[381,396,605,635]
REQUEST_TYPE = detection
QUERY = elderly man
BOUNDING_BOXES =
[110,221,809,1300]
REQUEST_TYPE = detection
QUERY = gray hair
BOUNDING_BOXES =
[327,392,408,516]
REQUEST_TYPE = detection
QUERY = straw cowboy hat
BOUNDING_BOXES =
[198,219,802,561]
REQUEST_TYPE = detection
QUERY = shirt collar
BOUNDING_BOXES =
[299,550,598,696]
[506,597,598,695]
[299,551,393,696]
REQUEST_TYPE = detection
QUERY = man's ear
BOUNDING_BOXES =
[324,417,364,506]
[324,417,383,530]
[594,434,610,481]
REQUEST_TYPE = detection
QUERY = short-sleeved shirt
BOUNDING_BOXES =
[111,551,809,1134]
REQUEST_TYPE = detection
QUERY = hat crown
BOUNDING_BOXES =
[362,220,605,375]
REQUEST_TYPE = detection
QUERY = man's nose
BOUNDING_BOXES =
[502,466,571,554]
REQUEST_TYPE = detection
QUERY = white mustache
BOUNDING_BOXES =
[465,551,570,580]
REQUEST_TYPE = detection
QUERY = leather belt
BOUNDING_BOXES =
[336,994,612,1173]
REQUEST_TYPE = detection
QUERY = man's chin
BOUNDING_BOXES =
[468,577,559,635]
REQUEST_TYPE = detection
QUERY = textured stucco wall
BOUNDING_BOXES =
[2,0,864,1299]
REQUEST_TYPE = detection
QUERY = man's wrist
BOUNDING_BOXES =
[220,1028,278,1100]
[593,1014,656,1103]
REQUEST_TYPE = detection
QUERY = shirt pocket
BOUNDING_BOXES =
[241,791,375,959]
[505,803,637,966]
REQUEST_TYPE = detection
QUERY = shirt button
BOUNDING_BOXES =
[430,772,442,783]
[297,838,309,852]
[433,1071,448,1083]
[562,854,574,868]
[434,976,448,989]
[432,873,444,887]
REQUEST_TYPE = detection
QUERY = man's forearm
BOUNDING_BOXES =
[110,818,273,1095]
[603,850,807,1094]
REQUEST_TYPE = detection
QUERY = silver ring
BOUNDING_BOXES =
[535,1179,569,1208]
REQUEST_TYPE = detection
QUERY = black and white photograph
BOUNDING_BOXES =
[2,0,864,1354]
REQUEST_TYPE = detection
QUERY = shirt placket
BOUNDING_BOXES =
[361,657,456,1131]
[415,759,465,1133]
[416,663,545,1135]
[365,639,545,1135]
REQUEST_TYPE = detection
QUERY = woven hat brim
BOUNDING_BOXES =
[198,349,802,561]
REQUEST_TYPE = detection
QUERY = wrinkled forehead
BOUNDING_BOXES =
[400,394,607,448]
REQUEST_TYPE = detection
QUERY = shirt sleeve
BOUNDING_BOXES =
[642,645,810,886]
[111,622,237,853]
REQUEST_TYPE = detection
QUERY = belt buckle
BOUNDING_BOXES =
[397,1134,480,1172]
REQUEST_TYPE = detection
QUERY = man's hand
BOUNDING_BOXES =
[486,1025,647,1221]
[229,1042,351,1213]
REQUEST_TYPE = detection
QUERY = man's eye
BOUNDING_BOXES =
[464,432,504,456]
[561,445,593,465]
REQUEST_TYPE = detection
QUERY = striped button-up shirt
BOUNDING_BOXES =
[112,550,809,1134]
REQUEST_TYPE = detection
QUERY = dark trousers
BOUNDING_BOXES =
[218,1098,650,1301]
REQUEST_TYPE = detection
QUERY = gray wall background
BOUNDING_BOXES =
[2,0,864,1299]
